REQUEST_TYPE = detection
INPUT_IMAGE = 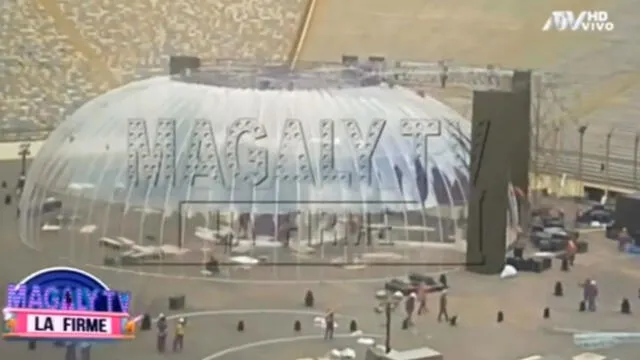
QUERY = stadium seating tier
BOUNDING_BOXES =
[1,0,308,132]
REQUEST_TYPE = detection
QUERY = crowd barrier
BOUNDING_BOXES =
[0,127,54,142]
[535,147,640,194]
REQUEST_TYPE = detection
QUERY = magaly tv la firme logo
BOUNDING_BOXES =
[3,267,137,342]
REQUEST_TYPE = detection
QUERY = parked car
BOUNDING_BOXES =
[576,204,613,225]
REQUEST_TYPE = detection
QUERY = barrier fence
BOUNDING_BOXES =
[0,127,54,142]
[3,127,636,193]
[535,149,639,193]
[533,128,640,193]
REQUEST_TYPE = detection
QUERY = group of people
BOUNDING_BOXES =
[319,285,451,342]
[156,314,186,353]
[403,285,450,326]
[2,174,26,218]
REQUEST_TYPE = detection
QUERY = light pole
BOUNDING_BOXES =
[604,129,613,197]
[438,60,448,88]
[552,126,560,192]
[634,133,640,190]
[577,125,588,191]
[384,301,391,353]
[374,290,404,353]
[17,143,30,198]
[532,78,542,206]
[18,143,31,176]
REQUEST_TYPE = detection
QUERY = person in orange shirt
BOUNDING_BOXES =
[5,318,16,332]
[124,320,136,335]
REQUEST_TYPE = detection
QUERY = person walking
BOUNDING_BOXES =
[566,238,577,266]
[65,342,76,360]
[324,309,335,340]
[586,280,598,312]
[222,231,234,254]
[172,318,186,352]
[156,313,167,353]
[404,293,416,326]
[417,284,428,315]
[79,342,91,360]
[580,278,591,303]
[437,290,449,323]
[618,228,631,252]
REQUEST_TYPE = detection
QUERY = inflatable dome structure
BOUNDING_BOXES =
[19,65,520,282]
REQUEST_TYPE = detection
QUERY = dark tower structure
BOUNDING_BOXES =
[169,56,201,75]
[510,70,533,230]
[510,70,532,197]
[465,71,532,274]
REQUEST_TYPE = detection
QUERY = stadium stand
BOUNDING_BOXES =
[0,0,308,132]
[0,1,101,132]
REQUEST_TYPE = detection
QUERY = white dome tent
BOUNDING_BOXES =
[19,65,519,282]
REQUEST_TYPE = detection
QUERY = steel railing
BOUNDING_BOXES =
[0,127,55,142]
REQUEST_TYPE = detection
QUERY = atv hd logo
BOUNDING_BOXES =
[542,10,614,32]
